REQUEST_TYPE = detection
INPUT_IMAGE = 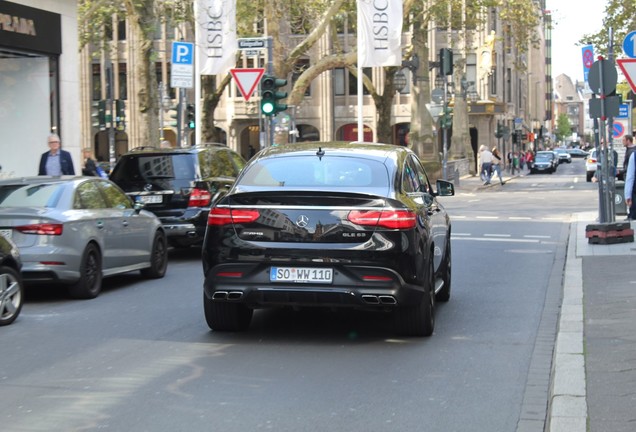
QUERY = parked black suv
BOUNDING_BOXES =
[109,144,246,248]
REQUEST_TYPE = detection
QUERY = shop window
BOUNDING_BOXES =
[92,63,101,101]
[118,63,127,100]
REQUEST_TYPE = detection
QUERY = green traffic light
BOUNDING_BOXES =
[260,74,288,116]
[261,101,275,115]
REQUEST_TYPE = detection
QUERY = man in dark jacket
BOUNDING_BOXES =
[38,134,75,176]
[622,135,635,179]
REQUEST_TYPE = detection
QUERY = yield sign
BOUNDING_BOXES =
[230,68,265,101]
[617,58,636,93]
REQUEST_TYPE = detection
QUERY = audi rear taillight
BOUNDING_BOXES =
[348,209,417,229]
[207,207,260,226]
[188,188,211,207]
[15,223,63,235]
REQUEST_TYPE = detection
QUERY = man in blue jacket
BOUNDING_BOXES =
[625,151,635,220]
[38,134,75,176]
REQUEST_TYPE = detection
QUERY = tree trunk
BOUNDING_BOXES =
[125,0,160,147]
[410,13,436,161]
[375,67,398,144]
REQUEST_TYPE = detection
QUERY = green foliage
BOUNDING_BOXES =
[78,0,123,48]
[555,113,572,142]
[498,0,542,67]
[579,0,636,59]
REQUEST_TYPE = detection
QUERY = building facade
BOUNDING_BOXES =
[81,1,552,170]
[0,0,80,177]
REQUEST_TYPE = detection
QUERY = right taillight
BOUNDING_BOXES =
[188,188,211,207]
[207,207,260,226]
[348,209,417,229]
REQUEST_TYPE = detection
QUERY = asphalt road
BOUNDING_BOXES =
[0,159,597,432]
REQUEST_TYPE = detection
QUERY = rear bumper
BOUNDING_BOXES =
[160,211,207,246]
[203,263,426,310]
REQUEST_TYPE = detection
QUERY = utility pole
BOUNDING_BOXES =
[105,64,115,167]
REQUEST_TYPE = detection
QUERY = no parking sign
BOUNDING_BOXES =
[613,120,626,139]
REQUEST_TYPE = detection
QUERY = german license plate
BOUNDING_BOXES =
[137,195,163,204]
[270,267,333,283]
[0,229,11,240]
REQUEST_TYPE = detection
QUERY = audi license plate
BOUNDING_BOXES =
[136,195,163,204]
[270,267,333,283]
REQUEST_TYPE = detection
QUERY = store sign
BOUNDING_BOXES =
[0,2,61,55]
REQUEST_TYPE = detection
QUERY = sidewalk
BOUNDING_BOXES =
[548,213,636,432]
[455,173,636,431]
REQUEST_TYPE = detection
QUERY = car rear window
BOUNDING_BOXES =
[110,154,196,182]
[238,156,388,188]
[0,183,64,208]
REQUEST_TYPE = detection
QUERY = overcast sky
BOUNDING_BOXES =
[546,0,606,83]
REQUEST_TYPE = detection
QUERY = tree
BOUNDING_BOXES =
[555,113,572,143]
[122,0,161,147]
[79,0,191,147]
[579,1,636,59]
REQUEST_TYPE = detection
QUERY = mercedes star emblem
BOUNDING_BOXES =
[296,215,309,228]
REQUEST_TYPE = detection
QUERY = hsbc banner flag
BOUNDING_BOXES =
[357,0,403,67]
[196,0,237,75]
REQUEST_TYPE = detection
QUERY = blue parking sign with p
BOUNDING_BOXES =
[172,42,193,65]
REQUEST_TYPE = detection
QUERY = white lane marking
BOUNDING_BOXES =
[484,234,511,237]
[451,237,539,243]
[524,235,551,239]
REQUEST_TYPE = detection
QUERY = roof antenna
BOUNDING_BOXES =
[316,147,325,159]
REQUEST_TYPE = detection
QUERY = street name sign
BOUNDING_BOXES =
[230,68,265,101]
[616,58,636,93]
[238,38,267,50]
[170,41,194,88]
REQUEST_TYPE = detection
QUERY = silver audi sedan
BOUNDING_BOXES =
[0,176,168,299]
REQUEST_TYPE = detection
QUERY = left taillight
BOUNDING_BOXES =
[207,207,260,226]
[188,188,212,207]
[348,209,417,229]
[15,223,63,235]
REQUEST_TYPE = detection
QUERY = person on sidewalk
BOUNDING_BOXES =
[491,147,505,185]
[625,151,635,220]
[38,134,75,176]
[622,134,635,179]
[81,148,98,176]
[525,149,534,172]
[479,145,494,184]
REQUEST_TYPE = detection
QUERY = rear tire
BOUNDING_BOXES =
[395,259,435,337]
[436,237,452,302]
[204,293,253,331]
[68,243,102,299]
[0,265,24,326]
[140,231,168,279]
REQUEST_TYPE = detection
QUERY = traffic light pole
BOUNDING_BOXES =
[442,77,448,180]
[177,88,185,147]
[106,64,115,167]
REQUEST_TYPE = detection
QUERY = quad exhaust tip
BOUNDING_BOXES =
[361,294,397,305]
[212,291,244,301]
